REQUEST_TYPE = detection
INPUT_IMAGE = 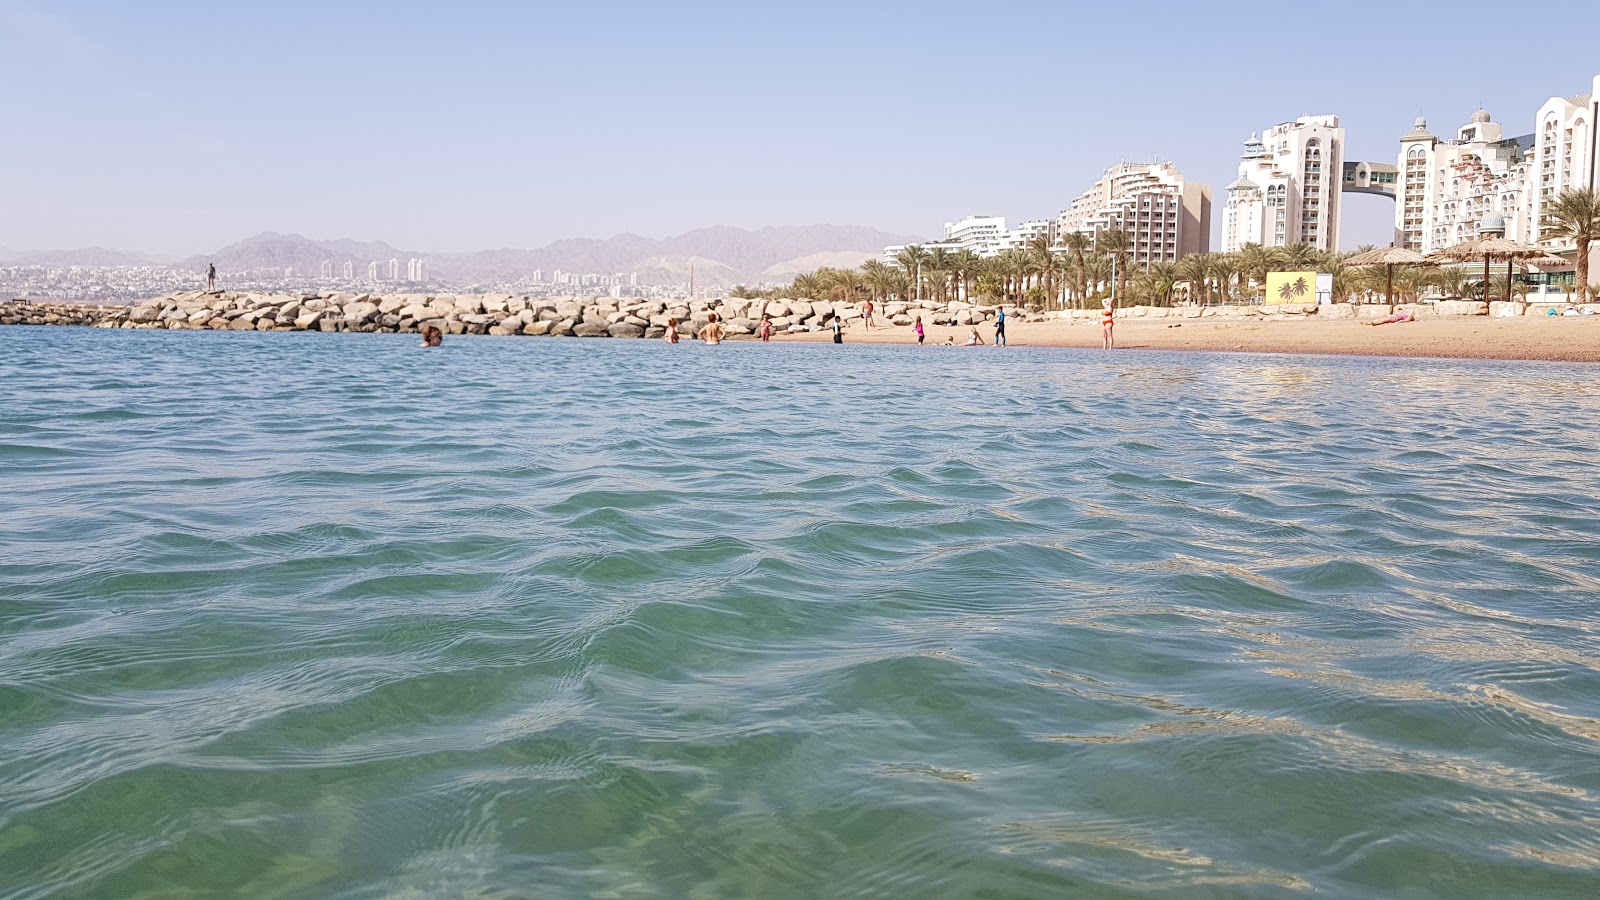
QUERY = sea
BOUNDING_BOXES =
[2,327,1599,899]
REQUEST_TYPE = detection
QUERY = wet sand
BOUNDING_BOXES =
[772,316,1600,363]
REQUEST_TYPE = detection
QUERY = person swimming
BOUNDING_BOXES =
[419,324,443,347]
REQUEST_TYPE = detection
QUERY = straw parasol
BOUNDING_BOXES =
[1427,235,1564,304]
[1345,245,1432,312]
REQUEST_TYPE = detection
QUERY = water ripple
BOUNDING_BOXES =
[2,330,1599,898]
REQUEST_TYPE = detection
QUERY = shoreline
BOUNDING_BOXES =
[5,294,1598,363]
[770,316,1600,363]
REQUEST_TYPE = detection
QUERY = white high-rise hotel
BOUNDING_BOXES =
[1223,115,1345,253]
[1396,75,1599,253]
[884,161,1211,267]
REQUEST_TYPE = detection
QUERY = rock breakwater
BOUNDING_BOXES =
[0,291,1044,338]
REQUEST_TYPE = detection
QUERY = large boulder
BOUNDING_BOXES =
[764,300,791,318]
[482,295,509,314]
[524,320,554,336]
[129,306,163,323]
[452,295,483,315]
[378,296,407,314]
[573,321,610,337]
[1437,299,1488,317]
[607,322,645,338]
[343,301,380,324]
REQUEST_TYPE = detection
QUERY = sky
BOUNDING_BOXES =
[3,0,1598,257]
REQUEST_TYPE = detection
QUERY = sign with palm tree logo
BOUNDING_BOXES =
[1264,271,1316,304]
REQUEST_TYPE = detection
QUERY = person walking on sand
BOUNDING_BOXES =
[862,299,875,330]
[664,317,681,343]
[758,314,773,342]
[1100,297,1115,350]
[913,315,925,345]
[206,262,216,291]
[831,315,844,344]
[993,305,1007,347]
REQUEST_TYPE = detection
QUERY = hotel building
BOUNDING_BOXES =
[1222,115,1345,253]
[1394,75,1598,260]
[1055,161,1211,264]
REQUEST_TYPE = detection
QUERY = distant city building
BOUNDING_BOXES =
[366,260,380,281]
[406,258,427,282]
[1058,161,1212,263]
[342,260,355,280]
[1222,115,1345,253]
[388,258,400,281]
[319,260,333,278]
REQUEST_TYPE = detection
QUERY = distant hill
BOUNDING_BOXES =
[9,246,160,267]
[430,224,924,287]
[10,225,928,285]
[178,232,406,274]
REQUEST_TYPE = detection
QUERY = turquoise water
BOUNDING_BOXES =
[3,328,1600,899]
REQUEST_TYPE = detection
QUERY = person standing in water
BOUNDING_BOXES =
[699,312,725,345]
[831,315,844,344]
[419,324,443,347]
[1100,298,1115,350]
[206,262,216,291]
[993,305,1006,347]
[664,317,681,343]
[913,315,924,345]
[758,314,773,342]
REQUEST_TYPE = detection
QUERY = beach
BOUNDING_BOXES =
[774,313,1600,362]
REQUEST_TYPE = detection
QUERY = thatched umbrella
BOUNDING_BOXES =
[1427,236,1562,304]
[1345,246,1432,312]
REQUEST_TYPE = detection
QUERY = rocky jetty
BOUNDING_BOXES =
[0,291,1044,337]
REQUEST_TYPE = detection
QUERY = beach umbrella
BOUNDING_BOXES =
[1427,236,1561,304]
[1344,246,1432,312]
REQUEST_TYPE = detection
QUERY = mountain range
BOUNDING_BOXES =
[2,225,926,287]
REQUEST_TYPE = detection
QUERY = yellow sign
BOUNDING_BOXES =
[1264,271,1315,304]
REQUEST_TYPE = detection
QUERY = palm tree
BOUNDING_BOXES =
[894,245,929,302]
[1175,254,1208,306]
[951,250,981,304]
[791,273,822,300]
[1026,232,1059,308]
[926,247,955,304]
[1542,187,1600,304]
[1062,231,1092,308]
[1236,243,1271,302]
[1096,229,1131,301]
[1208,254,1240,304]
[1084,254,1112,298]
[1146,261,1178,306]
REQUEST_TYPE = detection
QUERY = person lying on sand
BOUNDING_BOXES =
[963,327,984,346]
[1366,311,1413,326]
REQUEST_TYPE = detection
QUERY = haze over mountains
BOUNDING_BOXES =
[2,226,926,287]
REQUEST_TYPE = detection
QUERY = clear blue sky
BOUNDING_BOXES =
[3,0,1597,256]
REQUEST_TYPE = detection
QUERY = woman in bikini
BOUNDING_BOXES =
[1100,298,1115,350]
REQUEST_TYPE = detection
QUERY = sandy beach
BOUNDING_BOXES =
[774,314,1600,362]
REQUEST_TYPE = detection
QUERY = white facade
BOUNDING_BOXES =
[1222,115,1345,252]
[1395,111,1535,252]
[1057,161,1211,264]
[1396,75,1599,256]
